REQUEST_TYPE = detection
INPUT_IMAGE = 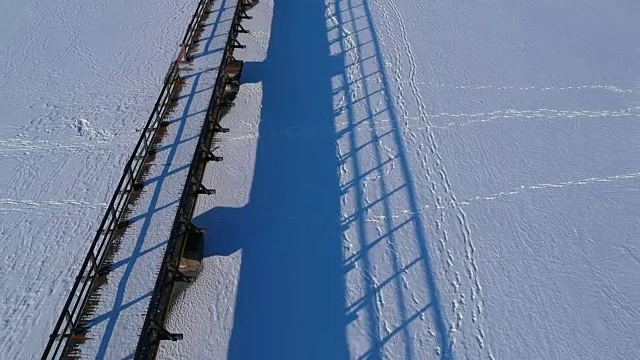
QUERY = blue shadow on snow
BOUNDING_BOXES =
[194,0,349,359]
[195,0,451,359]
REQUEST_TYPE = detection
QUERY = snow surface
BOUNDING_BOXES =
[0,0,638,359]
[0,0,225,358]
[160,0,640,359]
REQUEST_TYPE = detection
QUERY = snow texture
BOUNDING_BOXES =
[160,0,640,359]
[0,0,226,358]
[0,0,638,359]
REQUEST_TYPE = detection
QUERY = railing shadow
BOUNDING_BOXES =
[193,0,451,359]
[326,0,452,359]
[327,0,451,358]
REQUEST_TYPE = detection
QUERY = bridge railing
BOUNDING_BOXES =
[41,0,214,358]
[133,0,258,358]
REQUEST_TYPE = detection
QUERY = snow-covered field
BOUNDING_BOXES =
[1,0,638,359]
[0,0,222,358]
[161,0,640,359]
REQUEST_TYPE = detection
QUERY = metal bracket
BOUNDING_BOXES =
[214,123,230,133]
[232,38,246,49]
[151,320,183,341]
[202,147,223,162]
[242,0,259,9]
[236,23,249,34]
[193,180,215,195]
[183,218,206,234]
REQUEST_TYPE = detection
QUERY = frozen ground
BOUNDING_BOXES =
[161,0,640,359]
[0,0,223,358]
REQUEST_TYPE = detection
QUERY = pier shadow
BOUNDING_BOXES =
[193,0,349,359]
[195,0,451,359]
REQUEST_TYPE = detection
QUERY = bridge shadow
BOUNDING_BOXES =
[192,0,348,359]
[194,0,450,359]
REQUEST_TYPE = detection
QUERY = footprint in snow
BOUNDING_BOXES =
[73,118,97,138]
[72,118,114,140]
